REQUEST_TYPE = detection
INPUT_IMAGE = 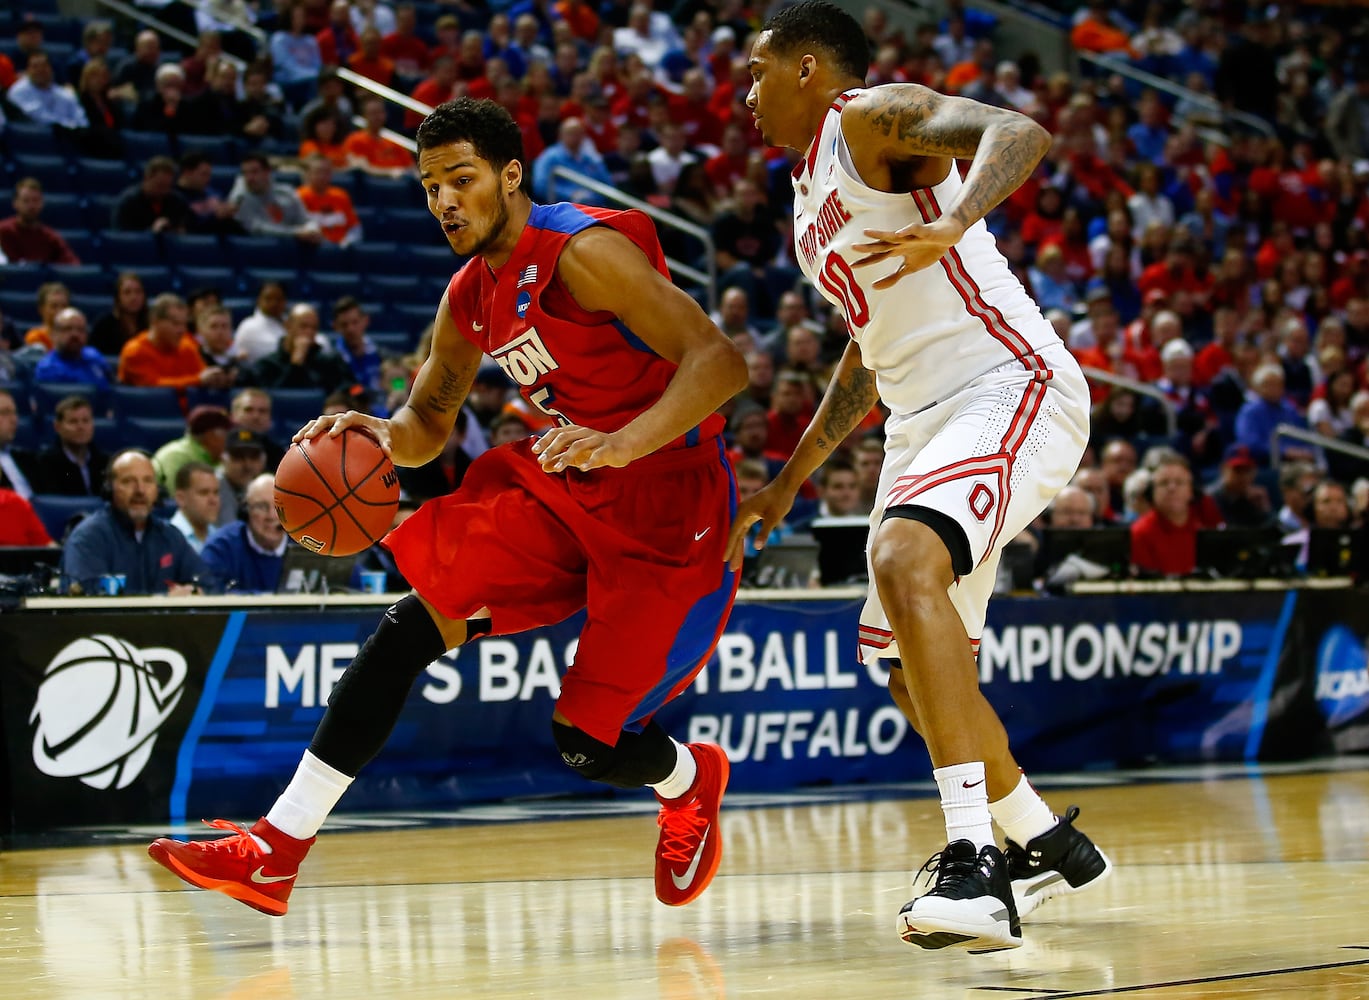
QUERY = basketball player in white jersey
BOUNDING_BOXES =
[725,1,1111,952]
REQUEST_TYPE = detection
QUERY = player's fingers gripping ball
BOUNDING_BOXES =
[274,428,400,556]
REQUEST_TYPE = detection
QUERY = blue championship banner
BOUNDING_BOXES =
[0,589,1356,832]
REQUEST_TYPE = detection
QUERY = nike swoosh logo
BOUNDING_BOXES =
[473,321,484,332]
[962,779,985,789]
[249,867,297,884]
[694,528,710,541]
[670,830,708,890]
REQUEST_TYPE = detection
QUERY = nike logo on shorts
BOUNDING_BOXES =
[250,867,297,884]
[694,528,710,541]
[671,831,709,889]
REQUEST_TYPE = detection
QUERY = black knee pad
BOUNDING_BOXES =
[882,505,973,577]
[551,719,677,789]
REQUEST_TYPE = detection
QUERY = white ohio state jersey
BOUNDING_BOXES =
[791,88,1063,416]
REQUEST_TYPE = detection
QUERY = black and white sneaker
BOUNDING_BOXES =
[897,840,1022,952]
[1005,805,1112,917]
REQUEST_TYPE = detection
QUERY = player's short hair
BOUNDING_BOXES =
[416,97,526,177]
[761,0,870,82]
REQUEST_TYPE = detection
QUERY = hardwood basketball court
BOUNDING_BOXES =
[4,761,1368,999]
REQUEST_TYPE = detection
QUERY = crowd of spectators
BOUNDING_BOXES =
[1,0,1369,595]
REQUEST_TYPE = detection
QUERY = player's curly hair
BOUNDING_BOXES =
[416,97,526,176]
[761,0,870,82]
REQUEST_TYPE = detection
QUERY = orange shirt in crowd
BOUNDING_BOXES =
[299,138,351,169]
[24,326,53,350]
[297,184,360,244]
[117,331,207,388]
[1071,18,1133,55]
[0,488,52,546]
[343,130,414,172]
[943,60,982,94]
[347,52,395,88]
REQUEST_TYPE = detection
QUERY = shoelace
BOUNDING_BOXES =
[199,818,258,858]
[915,849,979,894]
[657,799,709,865]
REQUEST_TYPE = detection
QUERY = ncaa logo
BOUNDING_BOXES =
[29,635,188,790]
[516,291,532,317]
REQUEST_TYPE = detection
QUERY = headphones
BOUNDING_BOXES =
[102,447,160,502]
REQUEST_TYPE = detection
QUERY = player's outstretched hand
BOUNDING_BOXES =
[724,480,797,571]
[851,216,964,289]
[292,411,394,459]
[532,425,632,473]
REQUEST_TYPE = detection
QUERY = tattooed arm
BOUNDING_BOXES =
[842,85,1051,289]
[842,84,1051,228]
[385,296,484,466]
[726,340,880,566]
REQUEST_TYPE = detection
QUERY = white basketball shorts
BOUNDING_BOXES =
[857,342,1090,664]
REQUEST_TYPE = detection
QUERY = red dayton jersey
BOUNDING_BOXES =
[445,202,724,450]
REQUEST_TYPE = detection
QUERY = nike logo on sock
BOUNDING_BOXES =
[249,867,297,884]
[670,831,709,889]
[962,779,985,789]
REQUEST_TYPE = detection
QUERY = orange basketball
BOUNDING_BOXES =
[273,429,400,557]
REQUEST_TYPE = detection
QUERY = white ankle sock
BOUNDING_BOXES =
[649,741,697,800]
[989,774,1057,847]
[933,762,995,851]
[259,751,354,848]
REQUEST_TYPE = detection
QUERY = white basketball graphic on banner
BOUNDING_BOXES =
[29,634,188,790]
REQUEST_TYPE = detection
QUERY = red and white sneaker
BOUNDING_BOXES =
[654,743,729,906]
[147,818,314,916]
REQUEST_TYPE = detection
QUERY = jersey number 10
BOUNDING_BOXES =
[818,252,870,330]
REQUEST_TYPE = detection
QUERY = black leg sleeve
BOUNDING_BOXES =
[308,596,449,776]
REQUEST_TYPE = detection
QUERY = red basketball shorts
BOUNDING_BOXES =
[384,436,739,745]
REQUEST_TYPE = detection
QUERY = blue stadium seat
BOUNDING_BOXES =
[385,208,431,240]
[242,268,299,297]
[69,293,109,319]
[225,235,297,271]
[76,159,137,198]
[6,120,63,158]
[110,384,182,419]
[184,387,233,412]
[353,241,408,276]
[48,264,110,296]
[179,135,238,165]
[266,388,325,432]
[368,331,413,354]
[61,231,99,261]
[85,195,120,231]
[163,233,228,268]
[1,382,33,418]
[210,164,240,193]
[176,265,240,296]
[120,415,186,450]
[10,155,70,190]
[307,271,358,302]
[0,291,38,329]
[357,176,413,210]
[118,129,172,166]
[30,493,103,543]
[91,416,122,453]
[97,230,164,269]
[353,206,385,234]
[0,264,52,294]
[29,381,110,418]
[222,297,254,321]
[365,274,424,303]
[40,193,84,232]
[408,245,457,278]
[137,266,176,295]
[301,242,353,274]
[11,414,39,450]
[391,302,437,331]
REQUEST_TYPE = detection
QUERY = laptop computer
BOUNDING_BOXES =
[745,535,820,589]
[1195,527,1296,579]
[809,516,869,586]
[276,546,358,595]
[1038,527,1132,584]
[1306,527,1365,578]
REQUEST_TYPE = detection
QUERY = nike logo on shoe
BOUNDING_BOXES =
[962,779,985,789]
[694,528,710,541]
[670,831,709,889]
[249,867,297,884]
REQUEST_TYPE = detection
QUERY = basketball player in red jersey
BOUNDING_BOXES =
[149,98,748,915]
[726,1,1110,953]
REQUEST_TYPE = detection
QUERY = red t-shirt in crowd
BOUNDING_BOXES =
[1130,509,1198,577]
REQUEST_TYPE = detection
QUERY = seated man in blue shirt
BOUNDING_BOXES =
[201,473,288,593]
[33,308,111,387]
[330,295,389,415]
[60,449,206,594]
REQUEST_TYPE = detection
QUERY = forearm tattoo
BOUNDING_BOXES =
[423,362,468,414]
[859,86,1050,228]
[818,364,878,450]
